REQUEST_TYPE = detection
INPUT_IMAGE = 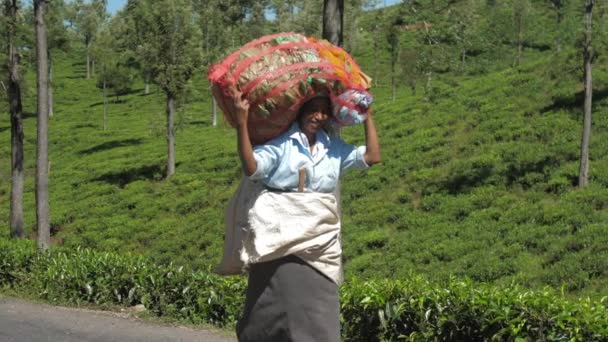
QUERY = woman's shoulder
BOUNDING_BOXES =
[253,125,297,152]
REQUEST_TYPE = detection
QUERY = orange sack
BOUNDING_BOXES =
[207,32,371,145]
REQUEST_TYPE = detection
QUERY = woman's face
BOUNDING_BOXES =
[298,97,332,136]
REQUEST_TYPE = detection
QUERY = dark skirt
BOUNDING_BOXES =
[236,255,340,342]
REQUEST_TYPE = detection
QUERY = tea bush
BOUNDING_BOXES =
[3,238,606,341]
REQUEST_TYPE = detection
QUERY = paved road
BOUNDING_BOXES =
[0,297,236,342]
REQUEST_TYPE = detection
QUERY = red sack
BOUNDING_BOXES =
[208,32,371,145]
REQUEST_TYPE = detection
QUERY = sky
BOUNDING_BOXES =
[107,0,125,15]
[106,0,402,15]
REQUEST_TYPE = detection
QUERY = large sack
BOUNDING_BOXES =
[207,32,371,145]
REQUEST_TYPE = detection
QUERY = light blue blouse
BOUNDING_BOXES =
[250,123,369,193]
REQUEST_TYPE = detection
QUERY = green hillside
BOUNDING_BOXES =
[2,1,608,300]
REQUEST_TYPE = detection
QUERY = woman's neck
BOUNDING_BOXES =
[305,132,316,147]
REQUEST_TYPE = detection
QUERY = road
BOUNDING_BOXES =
[0,296,236,342]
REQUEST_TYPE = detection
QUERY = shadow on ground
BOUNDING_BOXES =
[79,138,144,155]
[541,88,608,113]
[92,163,167,188]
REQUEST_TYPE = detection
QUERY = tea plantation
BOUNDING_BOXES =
[1,4,608,337]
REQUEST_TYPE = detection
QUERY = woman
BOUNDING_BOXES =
[231,90,381,342]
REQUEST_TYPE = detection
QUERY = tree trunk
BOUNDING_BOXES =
[48,53,53,117]
[7,0,25,239]
[515,17,523,66]
[212,97,217,127]
[35,0,51,251]
[276,3,283,32]
[92,59,95,76]
[103,78,107,131]
[579,0,594,187]
[372,25,379,85]
[425,71,433,101]
[391,63,396,102]
[166,94,176,178]
[144,73,150,95]
[323,0,344,46]
[204,16,210,64]
[86,43,91,79]
[556,7,562,53]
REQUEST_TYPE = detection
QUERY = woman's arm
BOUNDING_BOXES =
[363,113,381,165]
[232,90,257,176]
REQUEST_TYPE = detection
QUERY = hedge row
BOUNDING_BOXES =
[1,237,606,341]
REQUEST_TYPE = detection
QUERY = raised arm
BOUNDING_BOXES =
[363,113,381,166]
[231,89,257,176]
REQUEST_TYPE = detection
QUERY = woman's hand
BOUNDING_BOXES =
[227,86,257,176]
[227,86,250,126]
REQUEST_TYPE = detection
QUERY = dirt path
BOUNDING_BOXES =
[0,296,236,342]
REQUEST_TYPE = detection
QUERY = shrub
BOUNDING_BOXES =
[1,238,606,340]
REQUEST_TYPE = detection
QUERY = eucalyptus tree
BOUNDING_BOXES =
[45,0,70,116]
[249,0,268,40]
[4,0,25,239]
[446,0,482,70]
[512,0,531,66]
[294,0,323,36]
[18,1,67,116]
[92,22,133,130]
[194,0,256,126]
[343,0,375,52]
[401,0,444,101]
[269,0,306,32]
[323,0,343,45]
[578,0,595,187]
[270,0,289,32]
[34,0,50,251]
[73,0,107,79]
[132,0,203,178]
[194,0,251,61]
[386,16,403,102]
[548,0,567,52]
[370,4,386,85]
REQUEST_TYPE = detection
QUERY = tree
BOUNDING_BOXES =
[578,0,595,187]
[512,0,531,66]
[548,0,567,52]
[446,0,482,71]
[46,0,70,117]
[370,4,385,85]
[400,48,420,95]
[74,0,106,79]
[110,2,153,95]
[92,23,134,130]
[248,0,268,40]
[323,0,344,46]
[96,62,134,127]
[4,0,25,239]
[387,17,403,102]
[34,0,50,251]
[295,0,323,36]
[133,0,202,178]
[343,0,374,52]
[403,1,444,101]
[270,0,288,32]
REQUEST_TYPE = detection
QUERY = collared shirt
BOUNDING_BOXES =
[250,123,369,193]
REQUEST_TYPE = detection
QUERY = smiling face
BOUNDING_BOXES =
[297,97,332,140]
